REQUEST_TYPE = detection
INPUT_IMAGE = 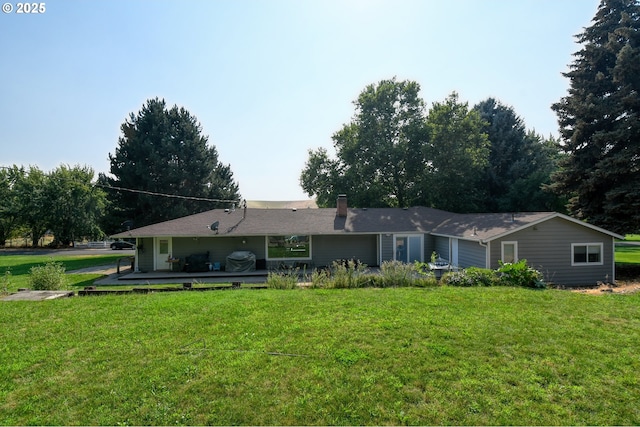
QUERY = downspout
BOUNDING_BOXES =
[611,236,616,284]
[478,240,489,269]
[134,238,140,272]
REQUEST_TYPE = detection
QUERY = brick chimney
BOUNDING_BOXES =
[336,194,347,217]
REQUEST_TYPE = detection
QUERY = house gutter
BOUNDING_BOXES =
[477,239,490,269]
[611,236,617,284]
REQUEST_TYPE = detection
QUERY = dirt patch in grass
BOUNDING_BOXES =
[572,281,640,295]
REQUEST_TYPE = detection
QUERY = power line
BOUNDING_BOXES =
[1,167,240,204]
[95,183,240,204]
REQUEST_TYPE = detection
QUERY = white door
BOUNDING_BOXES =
[395,235,423,263]
[155,237,172,271]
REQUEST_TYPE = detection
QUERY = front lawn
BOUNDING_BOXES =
[616,245,640,265]
[0,253,125,292]
[1,286,639,425]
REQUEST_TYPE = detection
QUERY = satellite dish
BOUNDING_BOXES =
[210,221,219,234]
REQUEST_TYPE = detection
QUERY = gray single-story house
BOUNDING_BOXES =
[112,195,624,286]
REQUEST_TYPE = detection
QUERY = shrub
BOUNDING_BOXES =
[465,267,499,287]
[1,268,11,295]
[328,260,369,289]
[379,260,415,287]
[441,270,476,287]
[497,260,546,289]
[441,267,496,287]
[29,260,67,290]
[267,268,299,289]
[310,268,331,289]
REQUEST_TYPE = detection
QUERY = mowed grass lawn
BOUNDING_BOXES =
[0,253,126,292]
[0,256,639,424]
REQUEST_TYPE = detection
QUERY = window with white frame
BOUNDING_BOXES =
[267,235,311,260]
[572,243,603,265]
[501,241,518,263]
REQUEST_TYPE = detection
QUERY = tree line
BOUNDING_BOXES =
[300,85,566,214]
[301,0,639,235]
[0,99,242,247]
[0,165,106,246]
[1,0,637,244]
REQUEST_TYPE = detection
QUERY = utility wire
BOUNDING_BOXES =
[94,183,240,204]
[1,167,240,204]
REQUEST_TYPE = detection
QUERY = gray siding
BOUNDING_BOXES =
[424,235,436,262]
[140,235,379,271]
[312,234,378,267]
[433,236,449,261]
[458,239,487,268]
[488,217,615,286]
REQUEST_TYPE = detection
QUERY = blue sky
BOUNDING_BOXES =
[1,0,599,201]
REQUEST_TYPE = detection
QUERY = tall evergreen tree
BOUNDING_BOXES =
[103,98,241,231]
[551,0,640,234]
[474,98,565,212]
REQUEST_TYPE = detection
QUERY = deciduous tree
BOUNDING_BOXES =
[423,93,489,212]
[13,166,49,247]
[46,165,106,246]
[0,166,23,245]
[301,78,427,208]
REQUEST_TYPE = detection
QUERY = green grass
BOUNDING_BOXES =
[624,234,640,242]
[0,254,125,292]
[616,245,640,264]
[1,253,639,424]
[1,287,640,425]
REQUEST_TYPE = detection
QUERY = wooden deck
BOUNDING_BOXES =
[96,269,271,285]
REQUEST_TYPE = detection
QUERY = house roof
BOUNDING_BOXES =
[112,206,453,238]
[432,212,555,241]
[112,206,624,240]
[432,211,624,241]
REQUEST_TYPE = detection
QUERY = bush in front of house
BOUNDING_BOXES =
[29,260,67,290]
[466,267,500,287]
[441,270,477,287]
[310,268,331,289]
[379,260,415,287]
[497,260,546,289]
[270,259,544,290]
[266,268,299,290]
[441,262,545,289]
[441,266,498,287]
[327,260,369,289]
